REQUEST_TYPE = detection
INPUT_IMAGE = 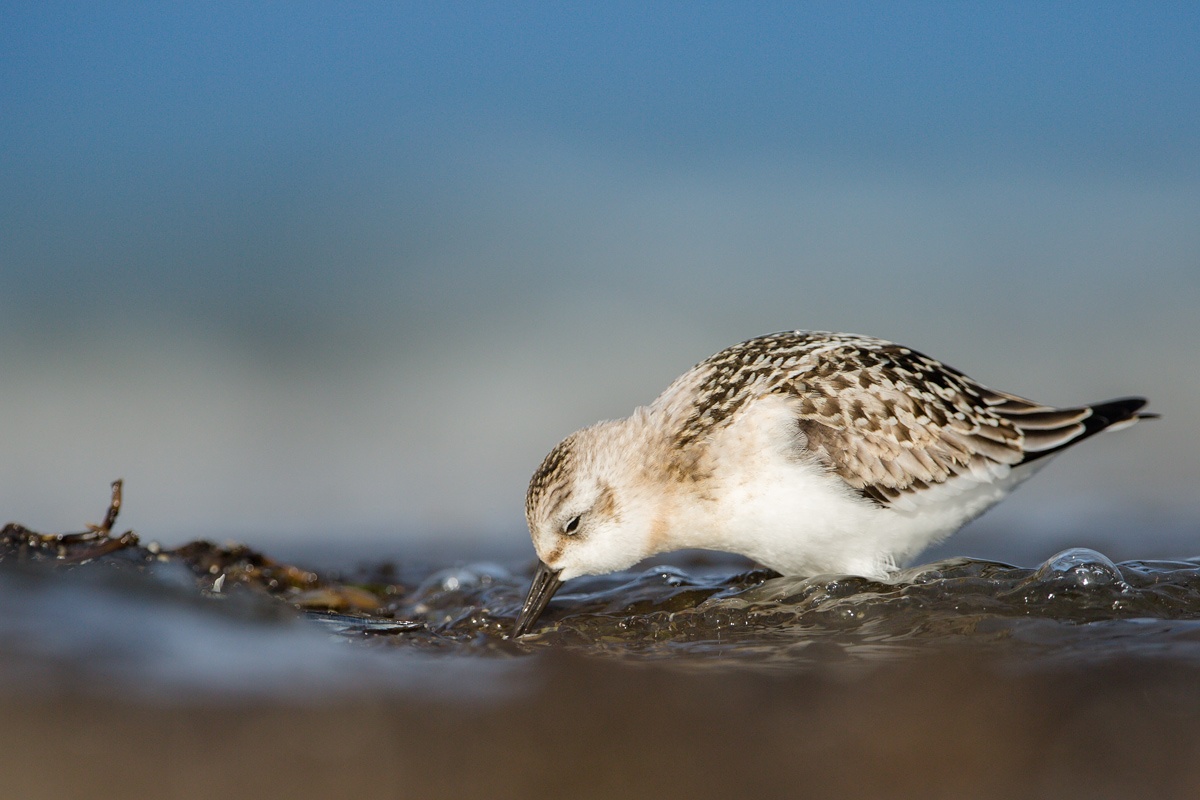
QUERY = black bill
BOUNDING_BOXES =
[511,561,563,637]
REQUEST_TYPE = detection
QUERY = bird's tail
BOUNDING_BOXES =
[1006,396,1156,465]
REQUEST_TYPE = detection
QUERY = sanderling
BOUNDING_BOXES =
[511,331,1155,636]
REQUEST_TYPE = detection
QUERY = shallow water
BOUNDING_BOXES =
[6,532,1200,693]
[379,547,1200,668]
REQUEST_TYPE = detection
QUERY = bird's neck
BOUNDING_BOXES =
[610,406,720,556]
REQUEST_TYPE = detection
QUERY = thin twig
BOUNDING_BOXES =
[84,479,123,538]
[100,479,123,535]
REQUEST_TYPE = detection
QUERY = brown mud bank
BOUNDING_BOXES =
[3,653,1200,800]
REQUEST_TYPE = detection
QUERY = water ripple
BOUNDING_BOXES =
[6,534,1200,696]
[396,548,1200,667]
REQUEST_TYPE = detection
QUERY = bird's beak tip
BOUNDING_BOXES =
[511,560,564,638]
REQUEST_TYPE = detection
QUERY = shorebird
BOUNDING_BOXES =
[511,331,1154,636]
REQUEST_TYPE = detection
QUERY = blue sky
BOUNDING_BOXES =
[6,3,1198,165]
[1,3,1196,558]
[4,3,1197,319]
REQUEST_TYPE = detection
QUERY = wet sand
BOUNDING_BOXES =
[3,651,1199,800]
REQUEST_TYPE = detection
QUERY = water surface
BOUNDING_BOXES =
[6,524,1200,688]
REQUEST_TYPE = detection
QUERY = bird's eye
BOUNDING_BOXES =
[562,515,581,535]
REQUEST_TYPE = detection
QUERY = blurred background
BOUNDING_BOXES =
[2,3,1196,564]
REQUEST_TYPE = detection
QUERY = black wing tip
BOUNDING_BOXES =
[1088,396,1154,425]
[1018,396,1154,466]
[1084,395,1156,429]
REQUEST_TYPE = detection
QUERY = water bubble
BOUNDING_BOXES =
[1034,548,1126,589]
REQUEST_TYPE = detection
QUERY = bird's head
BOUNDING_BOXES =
[512,419,665,636]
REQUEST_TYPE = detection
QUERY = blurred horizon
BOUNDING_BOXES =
[2,3,1197,560]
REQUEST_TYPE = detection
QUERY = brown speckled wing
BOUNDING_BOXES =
[665,331,1149,508]
[785,342,1029,505]
[781,338,1142,506]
